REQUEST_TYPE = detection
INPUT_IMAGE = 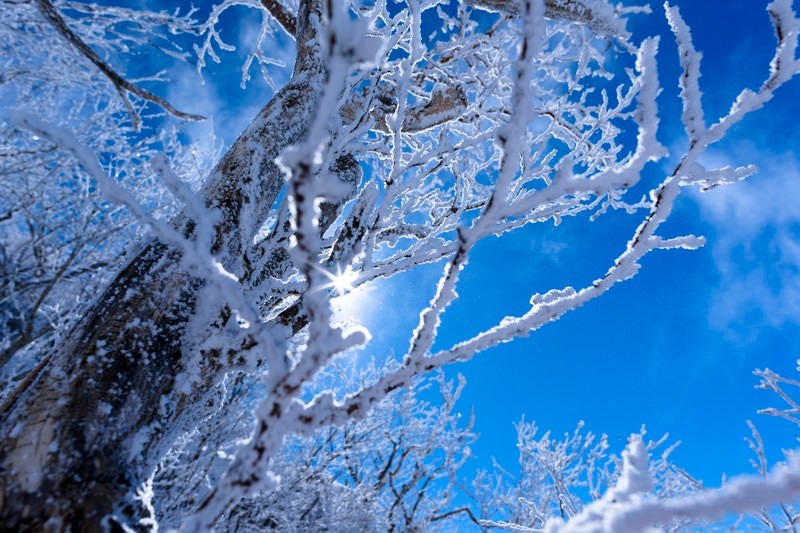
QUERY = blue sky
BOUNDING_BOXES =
[436,0,800,486]
[157,0,800,490]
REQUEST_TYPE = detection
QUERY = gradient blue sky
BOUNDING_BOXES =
[442,0,800,485]
[159,0,800,489]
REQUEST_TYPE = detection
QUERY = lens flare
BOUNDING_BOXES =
[322,264,359,297]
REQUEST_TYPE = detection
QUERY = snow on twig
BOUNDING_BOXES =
[665,3,706,143]
[704,0,800,146]
[545,437,800,532]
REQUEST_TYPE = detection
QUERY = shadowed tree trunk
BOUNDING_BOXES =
[0,1,337,529]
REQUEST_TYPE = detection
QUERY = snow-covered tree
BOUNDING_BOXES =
[2,0,800,530]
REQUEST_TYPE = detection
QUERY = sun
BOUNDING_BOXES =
[312,263,376,330]
[321,264,359,297]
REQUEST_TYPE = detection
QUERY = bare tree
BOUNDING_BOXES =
[1,0,799,531]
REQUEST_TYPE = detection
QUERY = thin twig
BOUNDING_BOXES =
[431,505,484,526]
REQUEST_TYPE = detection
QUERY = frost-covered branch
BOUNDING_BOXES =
[756,364,800,427]
[34,0,204,129]
[545,437,800,533]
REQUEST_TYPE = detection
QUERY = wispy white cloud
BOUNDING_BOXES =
[166,63,221,156]
[164,5,296,153]
[693,143,800,337]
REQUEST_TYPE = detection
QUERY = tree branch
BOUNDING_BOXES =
[431,505,485,526]
[260,0,297,36]
[34,0,205,130]
[466,0,628,36]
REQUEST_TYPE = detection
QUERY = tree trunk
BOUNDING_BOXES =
[0,2,332,529]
